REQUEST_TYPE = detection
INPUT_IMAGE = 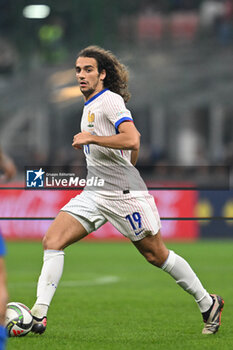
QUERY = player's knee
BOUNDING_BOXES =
[42,235,60,250]
[0,285,8,322]
[42,235,49,250]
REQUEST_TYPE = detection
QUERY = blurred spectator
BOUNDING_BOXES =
[0,147,17,183]
[219,0,233,43]
[199,0,225,28]
[0,37,16,74]
[199,0,233,42]
[225,0,233,19]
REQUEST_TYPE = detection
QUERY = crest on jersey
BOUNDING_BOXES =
[88,111,95,127]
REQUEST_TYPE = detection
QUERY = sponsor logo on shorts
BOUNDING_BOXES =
[135,229,145,236]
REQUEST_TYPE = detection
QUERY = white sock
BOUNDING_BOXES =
[31,304,48,319]
[32,250,65,317]
[161,250,213,313]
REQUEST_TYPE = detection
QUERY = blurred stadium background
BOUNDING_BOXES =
[0,0,233,241]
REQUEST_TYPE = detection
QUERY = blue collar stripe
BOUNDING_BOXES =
[84,88,109,106]
[115,117,133,134]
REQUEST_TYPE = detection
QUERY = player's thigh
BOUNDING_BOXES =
[43,211,88,250]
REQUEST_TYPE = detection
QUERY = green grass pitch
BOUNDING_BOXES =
[5,240,233,350]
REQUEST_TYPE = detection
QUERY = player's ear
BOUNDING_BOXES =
[100,69,106,81]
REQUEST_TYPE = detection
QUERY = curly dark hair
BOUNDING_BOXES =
[77,46,131,103]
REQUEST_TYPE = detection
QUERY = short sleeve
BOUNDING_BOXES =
[102,92,133,133]
[0,233,6,256]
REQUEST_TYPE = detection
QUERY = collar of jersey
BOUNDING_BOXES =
[84,88,109,106]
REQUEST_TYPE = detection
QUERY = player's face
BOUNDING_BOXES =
[75,57,106,101]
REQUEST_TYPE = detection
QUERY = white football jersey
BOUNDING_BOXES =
[80,89,147,197]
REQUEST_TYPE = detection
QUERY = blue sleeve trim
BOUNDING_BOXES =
[115,117,133,134]
[0,234,6,256]
[0,325,8,341]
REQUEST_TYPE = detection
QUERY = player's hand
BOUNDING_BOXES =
[72,131,93,149]
[0,155,17,182]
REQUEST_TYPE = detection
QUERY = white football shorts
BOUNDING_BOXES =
[61,190,161,241]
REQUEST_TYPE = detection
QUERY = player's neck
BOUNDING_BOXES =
[83,87,106,102]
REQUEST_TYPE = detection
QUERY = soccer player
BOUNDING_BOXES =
[0,230,8,349]
[31,46,224,335]
[0,148,16,349]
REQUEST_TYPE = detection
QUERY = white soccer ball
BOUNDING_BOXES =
[5,302,33,337]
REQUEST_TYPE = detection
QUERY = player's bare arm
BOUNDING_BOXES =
[0,149,17,181]
[72,121,140,151]
[130,149,140,166]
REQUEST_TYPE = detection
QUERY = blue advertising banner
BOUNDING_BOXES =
[197,190,233,239]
